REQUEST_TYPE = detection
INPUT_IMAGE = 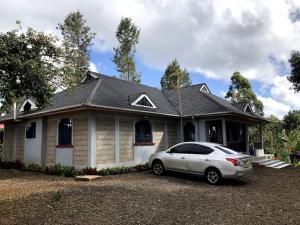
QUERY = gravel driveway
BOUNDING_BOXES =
[0,165,299,225]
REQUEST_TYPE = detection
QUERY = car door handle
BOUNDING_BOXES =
[205,158,210,161]
[181,157,186,159]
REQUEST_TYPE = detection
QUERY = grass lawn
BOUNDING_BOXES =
[0,165,299,225]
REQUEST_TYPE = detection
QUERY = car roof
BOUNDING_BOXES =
[172,142,221,147]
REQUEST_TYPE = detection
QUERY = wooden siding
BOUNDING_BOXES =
[15,124,25,161]
[73,117,88,168]
[167,122,178,148]
[3,125,14,160]
[153,121,165,151]
[96,116,115,164]
[119,118,134,162]
[46,119,57,165]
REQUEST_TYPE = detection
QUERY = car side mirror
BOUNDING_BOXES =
[168,148,175,153]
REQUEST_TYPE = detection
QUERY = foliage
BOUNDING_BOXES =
[0,21,62,113]
[113,17,141,83]
[263,115,283,154]
[0,160,15,169]
[160,59,191,90]
[81,167,97,175]
[282,110,300,134]
[44,163,78,176]
[288,50,300,92]
[24,163,42,172]
[57,11,96,88]
[225,71,264,115]
[52,190,62,202]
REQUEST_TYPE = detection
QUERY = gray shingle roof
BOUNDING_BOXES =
[0,72,268,122]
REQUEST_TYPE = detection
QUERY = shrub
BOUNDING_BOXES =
[0,160,15,169]
[14,160,25,170]
[52,190,62,201]
[61,165,79,177]
[44,164,64,176]
[81,167,97,175]
[24,163,42,172]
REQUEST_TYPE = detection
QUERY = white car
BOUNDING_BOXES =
[149,142,253,184]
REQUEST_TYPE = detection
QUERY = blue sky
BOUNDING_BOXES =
[1,0,300,118]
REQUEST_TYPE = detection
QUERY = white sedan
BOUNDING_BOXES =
[149,142,253,184]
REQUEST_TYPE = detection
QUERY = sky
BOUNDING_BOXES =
[1,0,300,119]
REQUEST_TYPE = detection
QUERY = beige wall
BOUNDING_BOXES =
[119,118,134,162]
[153,121,165,151]
[15,124,25,161]
[96,116,115,164]
[73,117,88,168]
[167,122,178,148]
[3,125,14,160]
[46,119,57,165]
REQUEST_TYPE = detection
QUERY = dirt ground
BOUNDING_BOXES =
[0,165,299,225]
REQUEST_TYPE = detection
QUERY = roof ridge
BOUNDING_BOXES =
[162,89,181,116]
[86,79,102,104]
[90,71,163,92]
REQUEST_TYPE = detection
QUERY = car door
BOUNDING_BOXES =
[164,144,189,171]
[186,144,214,175]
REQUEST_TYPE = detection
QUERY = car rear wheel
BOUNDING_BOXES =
[205,168,222,185]
[152,160,164,175]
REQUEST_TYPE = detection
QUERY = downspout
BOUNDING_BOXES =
[13,102,17,121]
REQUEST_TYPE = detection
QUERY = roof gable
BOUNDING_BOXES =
[131,94,157,109]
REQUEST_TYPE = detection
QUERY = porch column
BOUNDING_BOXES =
[198,120,206,142]
[245,125,250,154]
[115,116,120,163]
[222,119,227,146]
[88,112,97,168]
[260,125,264,150]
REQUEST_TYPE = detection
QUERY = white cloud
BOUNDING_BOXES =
[1,0,300,116]
[89,62,98,72]
[258,95,291,119]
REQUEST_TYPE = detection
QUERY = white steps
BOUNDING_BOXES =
[251,156,290,169]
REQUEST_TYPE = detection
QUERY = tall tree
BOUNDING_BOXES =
[263,115,283,154]
[160,59,191,90]
[225,71,264,115]
[282,110,300,134]
[288,50,300,92]
[113,17,141,83]
[0,22,62,113]
[57,11,96,88]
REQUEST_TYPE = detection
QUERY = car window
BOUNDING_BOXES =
[215,145,239,155]
[171,144,213,155]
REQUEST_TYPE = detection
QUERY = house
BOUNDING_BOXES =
[0,72,268,169]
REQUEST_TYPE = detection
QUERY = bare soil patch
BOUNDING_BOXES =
[0,166,299,225]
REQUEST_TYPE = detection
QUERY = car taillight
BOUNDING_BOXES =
[226,158,240,166]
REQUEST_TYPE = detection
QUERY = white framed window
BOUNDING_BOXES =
[19,99,38,112]
[131,94,157,109]
[58,118,73,146]
[200,84,210,93]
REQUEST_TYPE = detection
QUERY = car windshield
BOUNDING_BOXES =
[215,145,239,155]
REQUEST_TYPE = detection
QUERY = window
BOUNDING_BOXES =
[183,122,195,142]
[215,145,238,155]
[26,122,36,139]
[171,144,213,155]
[131,94,157,109]
[58,118,72,145]
[135,120,152,144]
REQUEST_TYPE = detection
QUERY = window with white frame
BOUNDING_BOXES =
[58,118,72,145]
[135,120,153,144]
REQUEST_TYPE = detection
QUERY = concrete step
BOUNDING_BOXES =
[266,161,285,168]
[261,160,280,166]
[273,163,291,169]
[258,159,275,165]
[251,156,267,163]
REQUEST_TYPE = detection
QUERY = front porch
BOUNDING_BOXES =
[182,116,266,156]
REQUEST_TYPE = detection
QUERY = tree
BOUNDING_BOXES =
[57,11,96,88]
[225,71,264,115]
[113,17,141,83]
[288,50,300,92]
[263,115,283,154]
[160,59,191,89]
[0,22,62,113]
[282,110,300,134]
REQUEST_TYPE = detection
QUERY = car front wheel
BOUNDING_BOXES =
[152,160,164,175]
[205,168,222,185]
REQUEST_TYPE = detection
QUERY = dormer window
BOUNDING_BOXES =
[200,84,210,93]
[19,99,38,112]
[131,94,157,109]
[244,104,253,114]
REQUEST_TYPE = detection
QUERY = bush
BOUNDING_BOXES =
[44,164,64,176]
[0,160,15,169]
[24,163,42,172]
[61,165,79,177]
[14,160,25,170]
[82,167,97,175]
